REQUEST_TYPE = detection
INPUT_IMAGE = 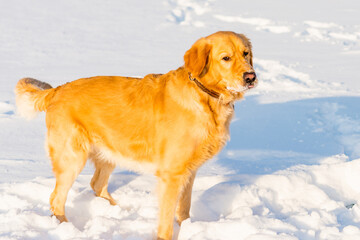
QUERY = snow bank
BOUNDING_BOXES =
[2,156,360,239]
[180,155,360,240]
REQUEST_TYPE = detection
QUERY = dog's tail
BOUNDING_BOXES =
[14,78,55,119]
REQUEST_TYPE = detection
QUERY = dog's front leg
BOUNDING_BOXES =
[175,170,196,225]
[157,173,184,240]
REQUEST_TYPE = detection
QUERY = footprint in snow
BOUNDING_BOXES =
[0,101,15,119]
[166,0,209,27]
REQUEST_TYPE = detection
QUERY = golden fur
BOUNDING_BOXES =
[15,31,257,240]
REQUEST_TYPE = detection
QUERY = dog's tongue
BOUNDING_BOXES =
[248,84,255,89]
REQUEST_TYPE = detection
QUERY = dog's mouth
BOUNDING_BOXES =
[226,80,257,94]
[246,80,257,90]
[226,85,247,94]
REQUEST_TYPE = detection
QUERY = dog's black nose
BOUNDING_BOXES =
[243,72,256,84]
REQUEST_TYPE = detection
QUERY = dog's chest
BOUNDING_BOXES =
[197,103,234,158]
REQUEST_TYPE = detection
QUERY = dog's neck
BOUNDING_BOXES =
[188,73,220,99]
[167,67,235,117]
[161,67,235,165]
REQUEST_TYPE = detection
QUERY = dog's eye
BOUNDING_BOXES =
[222,56,231,61]
[244,51,249,57]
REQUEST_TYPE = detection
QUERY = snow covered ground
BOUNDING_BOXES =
[1,0,360,239]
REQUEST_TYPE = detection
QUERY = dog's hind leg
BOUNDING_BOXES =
[90,158,116,205]
[47,126,89,223]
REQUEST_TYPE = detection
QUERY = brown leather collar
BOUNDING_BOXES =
[188,73,220,99]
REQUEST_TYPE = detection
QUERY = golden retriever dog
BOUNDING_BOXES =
[15,31,257,240]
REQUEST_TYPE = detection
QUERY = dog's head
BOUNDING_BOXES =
[184,31,257,102]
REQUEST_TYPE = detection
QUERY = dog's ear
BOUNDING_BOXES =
[249,50,253,67]
[237,33,253,66]
[248,43,253,67]
[184,38,211,78]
